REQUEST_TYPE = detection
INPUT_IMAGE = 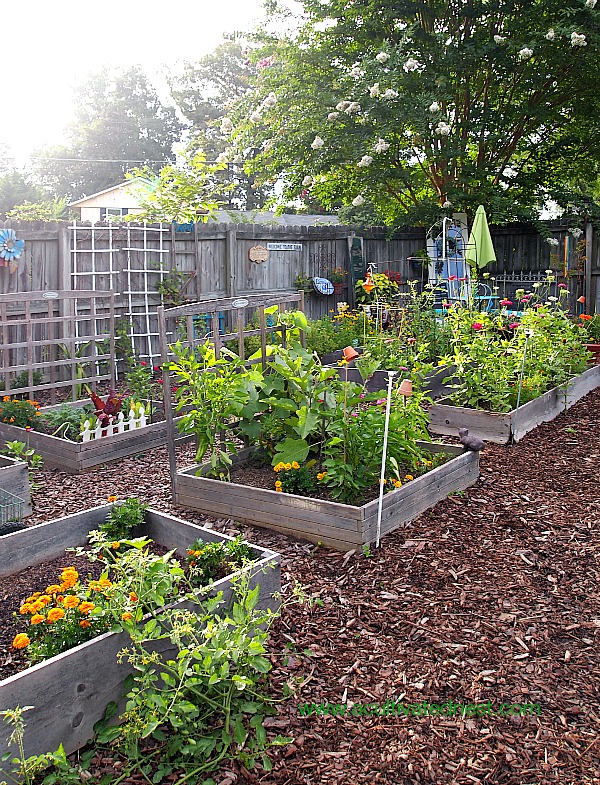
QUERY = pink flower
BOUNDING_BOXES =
[500,299,513,306]
[140,361,147,366]
[359,393,366,399]
[351,412,359,417]
[153,366,160,372]
[448,275,457,281]
[472,322,484,331]
[458,277,468,282]
[376,398,386,405]
[157,378,163,384]
[509,322,520,329]
[558,283,567,289]
[442,301,451,308]
[535,303,543,309]
[407,337,416,344]
[521,295,531,302]
[399,366,409,371]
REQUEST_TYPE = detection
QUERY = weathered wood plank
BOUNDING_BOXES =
[0,456,32,517]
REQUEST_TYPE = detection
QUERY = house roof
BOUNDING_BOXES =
[68,178,152,207]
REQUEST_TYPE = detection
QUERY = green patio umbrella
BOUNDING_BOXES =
[465,205,496,270]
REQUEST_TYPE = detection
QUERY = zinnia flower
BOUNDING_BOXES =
[111,541,121,549]
[12,633,30,649]
[317,472,327,481]
[472,322,484,331]
[509,322,520,329]
[500,299,513,306]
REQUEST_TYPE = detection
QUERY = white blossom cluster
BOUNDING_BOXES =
[518,47,534,60]
[547,237,560,246]
[569,227,583,238]
[571,32,587,46]
[302,175,314,187]
[249,92,278,124]
[381,88,398,99]
[220,117,234,135]
[586,0,596,8]
[369,83,380,97]
[546,29,556,40]
[373,138,390,153]
[403,57,421,72]
[311,136,325,149]
[436,121,451,136]
[327,111,340,121]
[352,195,365,206]
[429,101,440,112]
[375,52,390,63]
[357,155,373,167]
[494,35,506,44]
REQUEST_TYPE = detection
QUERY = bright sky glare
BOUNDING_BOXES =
[1,0,284,164]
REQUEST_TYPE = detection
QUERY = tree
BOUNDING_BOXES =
[34,67,184,201]
[169,41,272,210]
[0,170,45,219]
[234,0,600,225]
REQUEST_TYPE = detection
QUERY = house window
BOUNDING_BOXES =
[99,208,129,219]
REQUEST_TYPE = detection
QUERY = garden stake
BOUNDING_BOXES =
[511,328,533,443]
[376,370,397,548]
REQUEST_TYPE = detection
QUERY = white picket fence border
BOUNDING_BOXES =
[81,405,148,442]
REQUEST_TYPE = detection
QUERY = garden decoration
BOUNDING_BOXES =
[313,276,334,295]
[0,228,24,273]
[464,205,496,271]
[0,504,280,773]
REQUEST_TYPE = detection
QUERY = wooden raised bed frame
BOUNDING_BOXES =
[174,442,479,552]
[0,506,280,774]
[0,455,31,517]
[0,400,188,473]
[428,364,600,444]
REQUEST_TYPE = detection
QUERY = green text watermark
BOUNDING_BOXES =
[298,699,541,719]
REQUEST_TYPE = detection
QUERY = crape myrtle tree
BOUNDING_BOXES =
[231,0,600,225]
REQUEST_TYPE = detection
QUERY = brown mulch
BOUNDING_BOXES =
[5,391,600,784]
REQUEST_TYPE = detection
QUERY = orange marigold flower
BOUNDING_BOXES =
[38,595,52,606]
[99,578,112,588]
[12,633,30,649]
[79,602,95,615]
[30,614,45,625]
[46,607,65,624]
[108,495,118,502]
[45,584,62,595]
[111,542,121,549]
[19,603,32,614]
[129,593,138,603]
[30,600,45,613]
[79,620,91,629]
[62,595,80,609]
[121,612,133,621]
[580,314,592,321]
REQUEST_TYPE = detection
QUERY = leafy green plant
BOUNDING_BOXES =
[0,370,44,393]
[156,269,192,307]
[100,498,148,541]
[186,535,253,586]
[1,441,43,470]
[102,576,291,780]
[355,272,399,304]
[38,405,85,441]
[579,313,600,343]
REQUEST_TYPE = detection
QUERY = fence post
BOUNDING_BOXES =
[225,227,237,298]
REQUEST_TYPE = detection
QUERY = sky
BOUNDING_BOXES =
[1,0,291,165]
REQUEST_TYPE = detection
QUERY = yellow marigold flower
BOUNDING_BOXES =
[274,480,283,492]
[99,578,112,588]
[404,474,414,481]
[12,633,30,649]
[273,462,285,472]
[46,607,65,624]
[2,395,9,402]
[129,592,138,603]
[30,614,45,625]
[111,541,121,549]
[291,461,300,470]
[19,603,32,614]
[284,463,292,471]
[62,595,80,609]
[121,612,133,621]
[393,480,402,488]
[316,472,327,481]
[30,600,45,613]
[79,620,91,629]
[79,602,95,615]
[45,584,62,595]
[108,495,118,502]
[38,595,52,606]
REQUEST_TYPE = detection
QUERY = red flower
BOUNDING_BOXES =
[500,299,513,307]
[509,322,520,329]
[472,322,484,331]
[448,275,457,281]
[153,366,160,372]
[140,361,147,366]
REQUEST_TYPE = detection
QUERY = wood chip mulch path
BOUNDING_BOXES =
[9,389,600,785]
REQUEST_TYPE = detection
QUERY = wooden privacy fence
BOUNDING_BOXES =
[0,219,598,369]
[0,290,115,401]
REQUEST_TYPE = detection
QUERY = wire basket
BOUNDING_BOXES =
[0,488,24,525]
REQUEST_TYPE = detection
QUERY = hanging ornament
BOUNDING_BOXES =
[0,229,25,272]
[362,270,375,294]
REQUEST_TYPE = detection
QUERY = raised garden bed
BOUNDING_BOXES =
[428,364,600,444]
[0,506,280,775]
[0,400,189,472]
[0,455,31,517]
[174,442,479,551]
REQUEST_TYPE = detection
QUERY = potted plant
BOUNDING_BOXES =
[579,313,600,363]
[328,267,348,293]
[294,273,314,293]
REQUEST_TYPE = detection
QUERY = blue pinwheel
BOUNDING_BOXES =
[0,229,25,264]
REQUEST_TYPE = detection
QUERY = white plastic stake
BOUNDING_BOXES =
[82,420,91,442]
[127,407,137,431]
[376,371,397,548]
[138,403,147,428]
[116,411,125,434]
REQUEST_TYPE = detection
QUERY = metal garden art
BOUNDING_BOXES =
[0,229,24,273]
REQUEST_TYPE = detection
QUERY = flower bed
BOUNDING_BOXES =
[174,442,479,551]
[0,505,280,774]
[0,455,31,517]
[428,364,600,444]
[0,400,189,472]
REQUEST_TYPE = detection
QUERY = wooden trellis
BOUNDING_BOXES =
[158,292,306,489]
[0,290,115,402]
